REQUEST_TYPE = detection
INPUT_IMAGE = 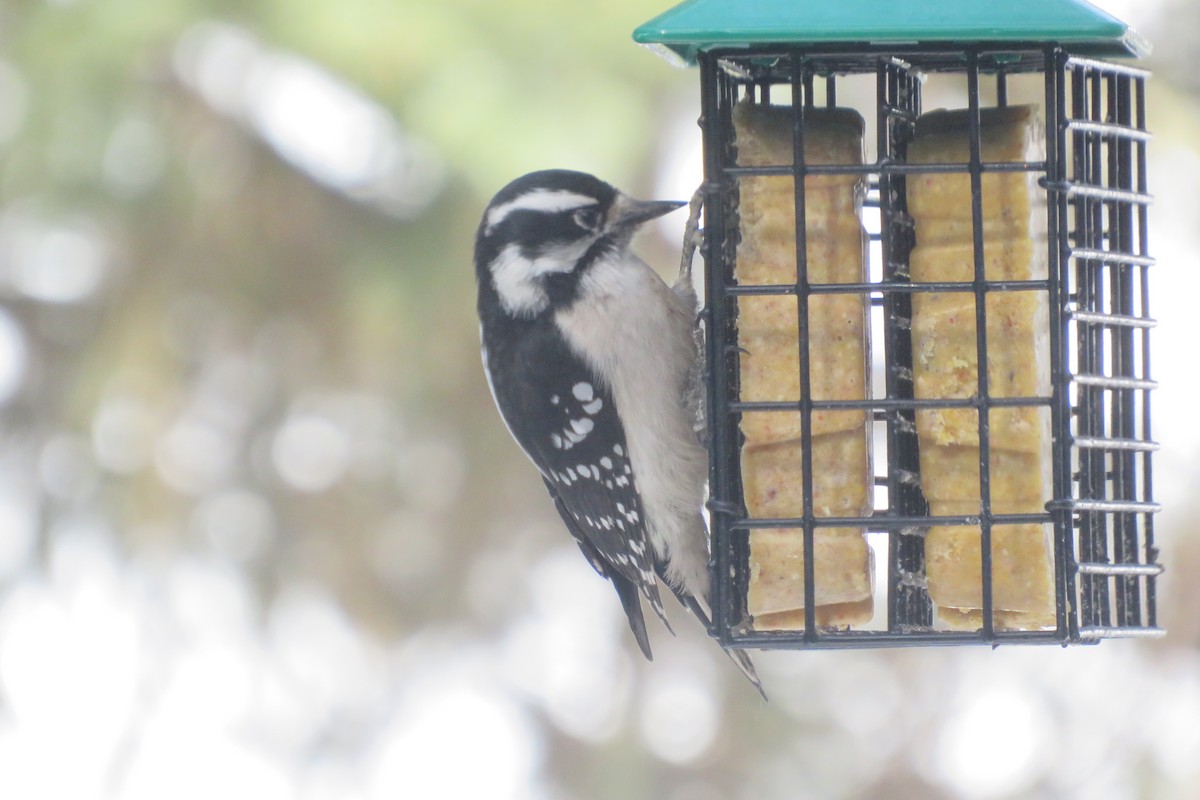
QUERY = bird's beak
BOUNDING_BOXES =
[609,194,687,230]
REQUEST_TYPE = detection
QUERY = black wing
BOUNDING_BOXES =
[482,315,669,630]
[545,478,656,659]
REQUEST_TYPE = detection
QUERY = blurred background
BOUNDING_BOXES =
[0,1,1197,798]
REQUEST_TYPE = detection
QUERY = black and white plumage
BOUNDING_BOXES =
[475,169,760,694]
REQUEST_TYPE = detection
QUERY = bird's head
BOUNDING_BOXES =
[475,170,683,318]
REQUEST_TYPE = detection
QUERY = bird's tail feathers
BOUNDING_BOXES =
[612,573,655,660]
[663,576,767,700]
[726,647,766,700]
[641,581,675,637]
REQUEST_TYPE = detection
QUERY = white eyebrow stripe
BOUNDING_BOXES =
[485,190,596,232]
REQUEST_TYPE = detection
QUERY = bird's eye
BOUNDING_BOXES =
[572,207,602,231]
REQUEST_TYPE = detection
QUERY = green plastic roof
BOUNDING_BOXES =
[632,0,1150,66]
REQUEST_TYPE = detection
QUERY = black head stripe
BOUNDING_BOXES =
[477,171,616,248]
[487,170,616,212]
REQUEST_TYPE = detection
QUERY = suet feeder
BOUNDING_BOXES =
[633,0,1162,648]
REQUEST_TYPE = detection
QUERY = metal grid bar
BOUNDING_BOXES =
[1066,118,1152,143]
[964,52,997,637]
[787,55,820,640]
[1135,63,1159,631]
[1068,309,1156,328]
[710,43,1054,78]
[1077,562,1162,576]
[1071,248,1156,267]
[1046,47,1076,640]
[1073,436,1159,452]
[725,161,1048,177]
[737,513,1054,530]
[698,51,737,641]
[727,279,1053,295]
[1056,183,1152,205]
[731,397,1052,413]
[1055,54,1160,638]
[698,42,1158,650]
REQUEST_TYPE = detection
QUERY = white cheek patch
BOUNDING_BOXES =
[485,190,596,233]
[490,241,592,317]
[491,244,550,316]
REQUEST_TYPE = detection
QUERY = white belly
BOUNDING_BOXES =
[555,253,710,599]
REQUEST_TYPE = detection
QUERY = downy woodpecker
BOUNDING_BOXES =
[475,169,760,693]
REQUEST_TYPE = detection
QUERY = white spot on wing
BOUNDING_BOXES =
[582,398,603,415]
[570,418,593,436]
[572,382,594,402]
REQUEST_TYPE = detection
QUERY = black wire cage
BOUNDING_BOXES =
[635,3,1162,649]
